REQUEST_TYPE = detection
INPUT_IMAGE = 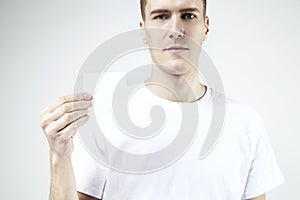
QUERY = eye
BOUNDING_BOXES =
[181,13,197,20]
[153,14,169,21]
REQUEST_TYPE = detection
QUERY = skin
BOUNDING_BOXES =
[249,194,266,200]
[140,0,208,102]
[40,0,266,199]
[40,92,94,200]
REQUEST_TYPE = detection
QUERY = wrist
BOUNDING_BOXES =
[50,151,72,168]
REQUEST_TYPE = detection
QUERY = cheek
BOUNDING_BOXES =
[145,30,169,48]
[148,49,165,64]
[186,26,206,45]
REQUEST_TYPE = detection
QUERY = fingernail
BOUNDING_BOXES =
[85,93,92,99]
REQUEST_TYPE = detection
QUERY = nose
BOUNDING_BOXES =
[168,16,184,39]
[169,30,184,39]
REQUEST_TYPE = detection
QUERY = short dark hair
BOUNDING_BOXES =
[140,0,207,21]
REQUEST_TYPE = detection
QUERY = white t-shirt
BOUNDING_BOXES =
[72,74,285,200]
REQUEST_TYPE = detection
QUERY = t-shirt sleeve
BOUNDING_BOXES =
[72,136,108,199]
[242,112,285,199]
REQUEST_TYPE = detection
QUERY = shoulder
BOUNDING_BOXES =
[209,89,263,125]
[221,94,266,149]
[209,89,266,146]
[225,97,262,123]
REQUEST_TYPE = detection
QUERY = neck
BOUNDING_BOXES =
[144,64,206,103]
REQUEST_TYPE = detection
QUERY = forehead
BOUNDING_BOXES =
[145,0,202,13]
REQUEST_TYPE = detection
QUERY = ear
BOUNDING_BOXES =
[139,21,148,44]
[203,16,210,41]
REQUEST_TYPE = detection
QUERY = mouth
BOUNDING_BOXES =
[164,46,189,53]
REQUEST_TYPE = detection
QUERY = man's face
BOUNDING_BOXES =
[140,0,209,76]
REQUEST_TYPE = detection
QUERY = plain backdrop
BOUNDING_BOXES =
[0,0,299,199]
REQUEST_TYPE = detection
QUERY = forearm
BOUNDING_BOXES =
[50,155,79,200]
[40,92,92,200]
[247,194,266,200]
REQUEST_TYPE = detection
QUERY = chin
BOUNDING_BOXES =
[162,61,191,75]
[152,54,193,75]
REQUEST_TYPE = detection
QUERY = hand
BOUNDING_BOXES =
[40,92,93,161]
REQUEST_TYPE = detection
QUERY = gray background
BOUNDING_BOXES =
[0,0,299,199]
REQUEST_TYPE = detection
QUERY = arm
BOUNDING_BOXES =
[78,192,100,200]
[40,92,93,200]
[50,157,79,200]
[247,194,266,200]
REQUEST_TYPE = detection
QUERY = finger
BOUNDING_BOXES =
[40,92,92,116]
[53,100,92,121]
[53,109,89,132]
[57,115,89,140]
[40,100,92,129]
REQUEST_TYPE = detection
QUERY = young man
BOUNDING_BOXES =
[40,0,284,199]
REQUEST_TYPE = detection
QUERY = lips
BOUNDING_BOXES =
[164,46,189,52]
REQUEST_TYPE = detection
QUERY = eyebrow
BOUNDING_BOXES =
[179,8,200,13]
[150,7,200,15]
